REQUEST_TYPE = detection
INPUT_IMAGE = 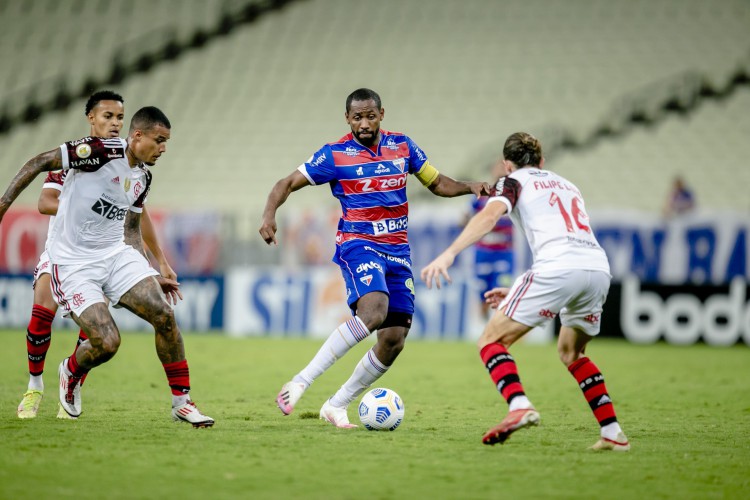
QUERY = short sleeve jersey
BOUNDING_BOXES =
[297,130,428,262]
[488,168,610,274]
[46,136,152,265]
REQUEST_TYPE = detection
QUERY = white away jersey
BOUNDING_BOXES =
[41,170,66,239]
[488,167,610,274]
[46,137,152,265]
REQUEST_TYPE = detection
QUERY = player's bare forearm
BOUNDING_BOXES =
[124,210,146,256]
[428,174,490,198]
[447,203,506,258]
[38,188,60,215]
[140,206,172,274]
[0,149,61,220]
[259,171,310,245]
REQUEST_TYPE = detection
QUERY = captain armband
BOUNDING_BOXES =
[415,161,439,186]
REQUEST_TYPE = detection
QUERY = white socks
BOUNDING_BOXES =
[601,421,624,441]
[172,394,189,407]
[293,316,371,388]
[508,395,533,412]
[329,349,389,408]
[28,374,44,391]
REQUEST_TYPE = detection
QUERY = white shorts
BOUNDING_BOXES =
[499,269,611,336]
[49,246,159,318]
[33,250,52,288]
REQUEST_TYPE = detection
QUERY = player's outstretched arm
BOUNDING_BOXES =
[259,170,310,246]
[421,201,507,289]
[427,173,490,198]
[0,148,62,223]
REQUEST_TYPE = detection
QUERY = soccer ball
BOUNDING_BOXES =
[358,388,405,431]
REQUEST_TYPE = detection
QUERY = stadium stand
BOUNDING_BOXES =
[0,0,748,215]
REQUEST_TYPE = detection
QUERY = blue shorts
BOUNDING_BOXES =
[336,243,415,315]
[475,248,514,298]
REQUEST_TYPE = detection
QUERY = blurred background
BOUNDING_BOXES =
[0,0,748,345]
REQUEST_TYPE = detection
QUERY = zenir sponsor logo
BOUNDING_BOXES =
[91,198,127,220]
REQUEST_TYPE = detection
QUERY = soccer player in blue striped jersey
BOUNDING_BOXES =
[260,88,490,428]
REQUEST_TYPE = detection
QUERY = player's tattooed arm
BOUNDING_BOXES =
[0,148,62,222]
[124,210,146,256]
[427,173,491,198]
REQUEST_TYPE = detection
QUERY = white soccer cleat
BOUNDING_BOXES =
[172,400,215,428]
[319,399,357,429]
[58,358,82,419]
[590,431,630,452]
[17,389,43,419]
[276,381,306,416]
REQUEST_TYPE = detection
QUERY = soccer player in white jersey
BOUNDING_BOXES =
[0,106,213,427]
[421,132,629,451]
[17,91,178,419]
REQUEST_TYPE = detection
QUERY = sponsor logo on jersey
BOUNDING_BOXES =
[69,157,100,168]
[345,146,359,157]
[360,275,373,286]
[372,216,408,235]
[385,137,399,150]
[363,246,411,268]
[356,166,364,176]
[528,170,548,176]
[413,144,426,162]
[91,198,127,220]
[393,158,405,173]
[310,153,327,168]
[356,261,383,274]
[76,144,92,158]
[374,164,390,174]
[70,137,93,147]
[352,174,406,193]
[111,176,120,184]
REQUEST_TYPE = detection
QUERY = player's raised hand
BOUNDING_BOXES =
[156,276,183,305]
[484,287,510,309]
[420,252,456,289]
[259,216,278,246]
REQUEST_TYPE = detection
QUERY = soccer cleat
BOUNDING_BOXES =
[590,432,631,451]
[276,381,306,416]
[319,399,357,429]
[58,358,82,418]
[482,408,540,445]
[56,404,77,420]
[17,389,43,419]
[172,400,215,428]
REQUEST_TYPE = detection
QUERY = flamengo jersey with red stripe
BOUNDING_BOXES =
[297,130,428,262]
[488,167,610,274]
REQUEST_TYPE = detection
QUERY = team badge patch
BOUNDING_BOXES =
[360,275,373,286]
[405,278,415,295]
[76,144,92,158]
[124,178,131,192]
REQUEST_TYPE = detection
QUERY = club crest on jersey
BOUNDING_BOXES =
[76,144,92,158]
[360,275,373,286]
[393,158,405,173]
[124,178,131,192]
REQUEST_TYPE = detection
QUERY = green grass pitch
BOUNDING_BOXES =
[1,330,748,499]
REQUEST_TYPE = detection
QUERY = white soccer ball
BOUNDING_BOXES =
[358,388,405,431]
